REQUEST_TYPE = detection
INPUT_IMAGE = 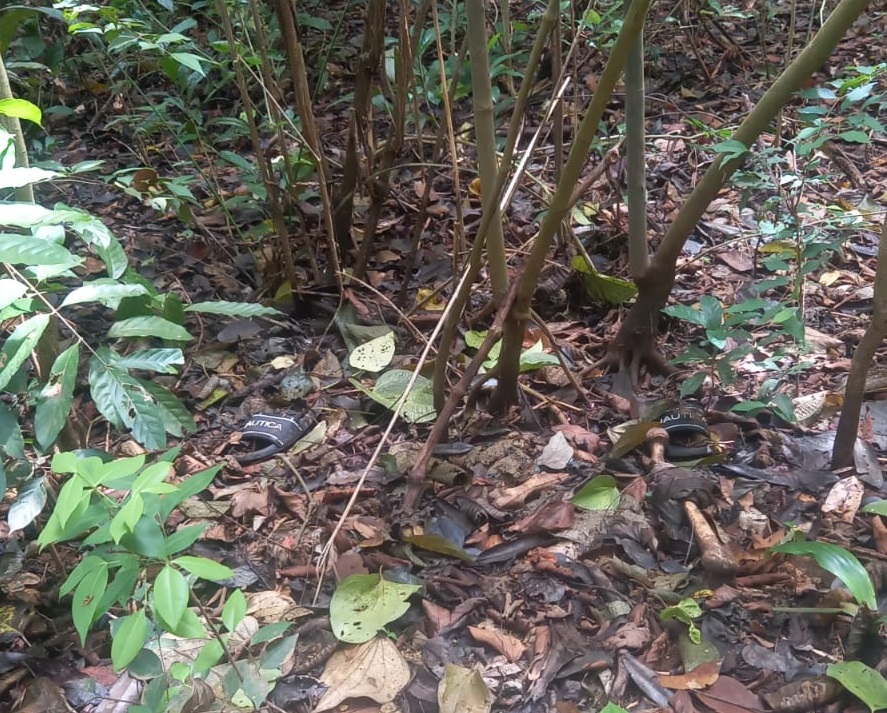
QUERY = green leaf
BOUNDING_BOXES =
[862,500,887,516]
[251,622,292,645]
[173,555,233,581]
[0,98,41,125]
[119,517,167,559]
[329,573,421,643]
[108,316,193,342]
[159,606,206,639]
[0,167,58,190]
[663,304,705,325]
[169,51,208,76]
[88,359,181,448]
[679,371,707,398]
[350,369,437,423]
[0,401,24,460]
[132,461,174,495]
[111,609,148,671]
[110,493,144,543]
[698,295,723,330]
[0,279,27,312]
[139,379,197,437]
[97,454,145,486]
[99,556,140,612]
[260,634,298,671]
[40,500,106,547]
[580,270,637,304]
[6,477,46,530]
[60,554,106,598]
[222,589,247,632]
[827,661,887,712]
[599,704,630,713]
[661,599,703,644]
[163,524,208,556]
[571,475,620,511]
[35,343,80,450]
[0,233,78,267]
[464,330,486,349]
[730,400,767,415]
[53,476,88,529]
[837,130,870,144]
[771,541,876,608]
[7,476,47,531]
[192,638,225,676]
[153,565,189,628]
[70,218,128,278]
[519,341,560,372]
[0,313,50,391]
[712,138,749,163]
[159,465,221,521]
[402,533,474,562]
[349,331,396,372]
[184,301,280,317]
[107,348,183,374]
[61,281,149,308]
[73,560,108,645]
[88,358,131,429]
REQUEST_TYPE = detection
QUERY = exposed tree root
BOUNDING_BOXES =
[581,339,677,385]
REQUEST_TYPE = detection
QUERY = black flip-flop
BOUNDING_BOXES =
[660,406,713,460]
[236,412,313,465]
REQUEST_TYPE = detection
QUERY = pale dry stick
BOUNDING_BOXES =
[313,259,478,599]
[500,76,572,211]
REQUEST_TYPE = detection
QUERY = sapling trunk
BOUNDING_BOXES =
[431,0,560,412]
[605,0,871,375]
[832,214,887,468]
[0,51,32,203]
[624,0,649,280]
[272,0,342,285]
[489,0,654,411]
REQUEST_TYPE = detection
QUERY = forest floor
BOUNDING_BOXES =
[7,1,887,712]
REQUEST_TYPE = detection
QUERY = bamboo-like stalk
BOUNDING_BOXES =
[431,0,560,411]
[490,0,654,411]
[0,53,33,203]
[466,0,508,304]
[624,0,649,280]
[217,0,298,295]
[272,0,342,287]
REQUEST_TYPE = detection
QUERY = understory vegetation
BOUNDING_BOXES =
[0,0,886,710]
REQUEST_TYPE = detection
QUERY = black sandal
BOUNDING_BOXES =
[660,406,714,460]
[235,412,314,465]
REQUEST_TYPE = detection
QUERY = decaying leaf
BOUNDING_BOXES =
[314,637,410,711]
[438,663,493,713]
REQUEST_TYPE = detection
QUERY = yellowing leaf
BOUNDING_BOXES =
[416,287,447,311]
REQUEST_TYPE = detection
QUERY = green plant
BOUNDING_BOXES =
[662,294,799,420]
[770,539,887,712]
[731,64,886,316]
[660,598,703,644]
[0,108,275,530]
[38,452,227,664]
[37,450,300,711]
